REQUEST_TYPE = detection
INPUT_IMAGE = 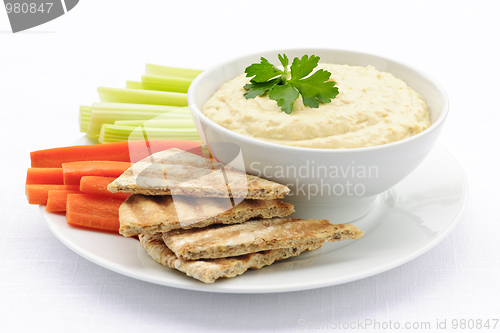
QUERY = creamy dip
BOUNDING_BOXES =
[201,64,431,149]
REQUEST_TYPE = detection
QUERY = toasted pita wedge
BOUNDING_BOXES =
[107,148,289,199]
[119,194,294,237]
[164,218,364,260]
[139,233,323,283]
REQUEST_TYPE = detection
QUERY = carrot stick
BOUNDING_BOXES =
[79,176,130,200]
[26,168,64,184]
[31,140,203,168]
[46,190,82,212]
[62,161,132,185]
[25,184,80,205]
[66,194,124,233]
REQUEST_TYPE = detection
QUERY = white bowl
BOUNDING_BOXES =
[187,48,449,223]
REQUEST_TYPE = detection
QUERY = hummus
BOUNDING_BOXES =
[201,64,431,149]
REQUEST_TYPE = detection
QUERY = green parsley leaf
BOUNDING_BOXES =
[277,54,289,74]
[243,54,339,114]
[268,84,300,115]
[244,57,283,82]
[243,78,280,99]
[290,55,319,80]
[292,69,339,108]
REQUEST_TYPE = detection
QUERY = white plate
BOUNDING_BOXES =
[41,139,467,293]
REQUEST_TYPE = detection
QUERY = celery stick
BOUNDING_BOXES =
[89,111,192,138]
[129,130,201,140]
[114,119,195,128]
[145,64,203,80]
[79,106,92,132]
[87,111,158,138]
[98,87,188,106]
[126,81,144,89]
[141,75,192,93]
[99,124,201,144]
[86,103,190,138]
[92,103,187,112]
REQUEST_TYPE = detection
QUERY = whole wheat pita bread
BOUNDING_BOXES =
[107,148,289,199]
[119,194,294,237]
[164,218,364,260]
[139,233,323,283]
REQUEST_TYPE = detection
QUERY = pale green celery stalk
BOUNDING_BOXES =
[114,119,195,128]
[126,81,144,89]
[79,106,92,132]
[99,124,201,144]
[141,75,192,93]
[92,103,190,113]
[145,64,203,80]
[86,103,190,138]
[98,87,187,106]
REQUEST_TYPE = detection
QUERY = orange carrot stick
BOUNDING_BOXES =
[26,168,64,184]
[46,190,82,212]
[31,140,203,168]
[25,184,80,205]
[66,194,124,233]
[79,176,130,200]
[62,161,132,185]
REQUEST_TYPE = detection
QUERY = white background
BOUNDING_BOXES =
[1,1,499,332]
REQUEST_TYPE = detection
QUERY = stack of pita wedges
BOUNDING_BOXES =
[108,148,364,283]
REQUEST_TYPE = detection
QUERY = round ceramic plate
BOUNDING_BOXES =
[41,140,467,293]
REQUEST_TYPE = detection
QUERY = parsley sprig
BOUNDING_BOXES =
[243,54,339,114]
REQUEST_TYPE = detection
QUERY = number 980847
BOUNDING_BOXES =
[5,2,53,14]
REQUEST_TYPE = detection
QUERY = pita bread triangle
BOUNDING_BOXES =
[119,194,294,237]
[164,218,364,260]
[139,233,323,284]
[107,148,289,199]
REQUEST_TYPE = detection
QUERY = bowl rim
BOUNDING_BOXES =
[187,47,449,154]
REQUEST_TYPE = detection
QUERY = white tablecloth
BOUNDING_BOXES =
[1,1,499,332]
